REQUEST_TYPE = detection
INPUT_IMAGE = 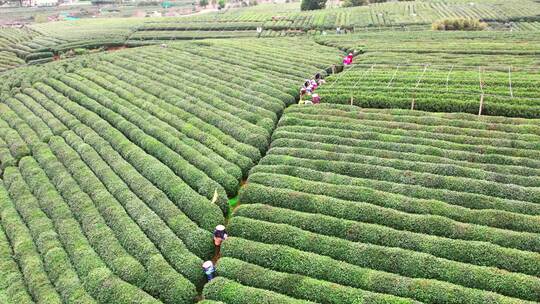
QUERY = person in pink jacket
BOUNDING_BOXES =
[343,52,353,65]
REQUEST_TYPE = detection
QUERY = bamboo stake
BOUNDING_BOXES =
[387,64,399,88]
[479,93,484,116]
[415,64,429,89]
[478,67,485,116]
[446,65,454,92]
[508,66,513,98]
[327,63,358,89]
[478,67,484,94]
[411,65,428,111]
[351,64,375,91]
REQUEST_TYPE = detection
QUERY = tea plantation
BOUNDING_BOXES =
[0,0,539,303]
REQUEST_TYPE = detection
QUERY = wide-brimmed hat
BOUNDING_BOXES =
[216,225,226,231]
[202,261,213,268]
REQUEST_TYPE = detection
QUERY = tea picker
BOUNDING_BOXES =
[213,225,228,248]
[202,261,216,281]
[343,52,353,66]
[312,93,320,104]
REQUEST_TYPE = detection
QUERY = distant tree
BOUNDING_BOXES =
[217,0,225,9]
[199,0,208,7]
[342,0,367,7]
[300,0,325,11]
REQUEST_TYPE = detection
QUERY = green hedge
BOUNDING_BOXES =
[203,277,315,304]
[267,141,540,187]
[117,54,278,131]
[228,216,540,301]
[0,137,15,173]
[92,63,261,169]
[3,165,98,303]
[51,134,206,290]
[234,204,540,277]
[280,113,540,151]
[58,72,240,197]
[24,51,54,62]
[0,178,67,304]
[63,130,214,260]
[44,77,232,206]
[261,139,540,203]
[101,57,271,153]
[318,92,540,118]
[0,104,39,152]
[283,105,540,135]
[14,93,69,137]
[274,124,540,165]
[0,118,29,161]
[75,68,244,181]
[0,185,43,304]
[239,183,540,252]
[217,257,421,304]
[4,97,54,142]
[271,129,540,171]
[16,154,166,304]
[31,145,148,287]
[27,57,54,65]
[250,164,540,232]
[270,137,540,186]
[221,237,533,304]
[32,83,225,231]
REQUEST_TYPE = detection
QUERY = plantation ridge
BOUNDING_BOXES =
[0,0,539,303]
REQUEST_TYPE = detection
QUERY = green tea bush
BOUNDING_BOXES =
[203,277,314,304]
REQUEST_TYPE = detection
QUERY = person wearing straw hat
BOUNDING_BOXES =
[202,261,216,281]
[213,225,228,247]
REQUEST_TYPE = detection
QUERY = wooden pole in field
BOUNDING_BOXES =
[508,66,513,98]
[478,67,485,116]
[346,64,375,107]
[387,64,399,88]
[479,93,484,116]
[411,64,428,111]
[351,64,374,90]
[446,65,454,92]
[416,64,428,88]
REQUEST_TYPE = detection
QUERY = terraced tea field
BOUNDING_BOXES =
[317,64,540,117]
[213,104,540,304]
[1,0,540,303]
[0,38,341,304]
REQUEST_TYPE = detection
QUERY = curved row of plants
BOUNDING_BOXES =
[316,64,540,118]
[210,104,540,304]
[0,39,343,303]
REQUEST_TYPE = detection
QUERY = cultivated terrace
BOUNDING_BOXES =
[0,0,539,304]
